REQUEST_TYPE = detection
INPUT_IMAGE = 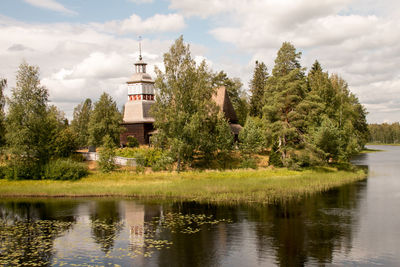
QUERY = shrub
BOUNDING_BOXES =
[268,141,283,167]
[43,159,88,180]
[126,136,139,148]
[70,153,86,162]
[4,160,43,180]
[151,153,174,172]
[98,135,117,173]
[240,157,258,169]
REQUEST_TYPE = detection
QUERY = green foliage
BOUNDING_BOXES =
[249,61,269,117]
[126,136,139,148]
[88,93,123,147]
[52,127,78,159]
[239,116,268,154]
[369,122,400,144]
[312,117,340,161]
[71,98,92,147]
[116,147,174,171]
[151,153,174,172]
[239,156,258,169]
[0,78,6,148]
[263,42,308,160]
[43,159,88,180]
[70,153,86,162]
[152,36,233,171]
[3,160,43,180]
[98,135,117,173]
[5,63,57,179]
[269,141,283,167]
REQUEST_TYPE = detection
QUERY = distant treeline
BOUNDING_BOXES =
[369,123,400,144]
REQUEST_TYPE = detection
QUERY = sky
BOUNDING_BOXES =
[0,0,399,123]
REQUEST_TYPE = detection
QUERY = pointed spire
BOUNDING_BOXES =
[138,36,142,60]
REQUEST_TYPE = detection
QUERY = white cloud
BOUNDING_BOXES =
[23,0,77,15]
[97,13,186,34]
[0,16,174,119]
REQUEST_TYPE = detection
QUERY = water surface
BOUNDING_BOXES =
[1,145,399,266]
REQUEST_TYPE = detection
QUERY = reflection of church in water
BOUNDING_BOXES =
[121,201,161,247]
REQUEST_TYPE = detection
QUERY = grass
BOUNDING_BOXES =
[360,148,384,153]
[366,143,400,146]
[0,166,367,204]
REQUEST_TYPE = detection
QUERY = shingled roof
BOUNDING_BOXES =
[212,86,238,123]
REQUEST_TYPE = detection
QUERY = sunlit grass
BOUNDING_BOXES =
[366,143,400,146]
[0,167,367,204]
[360,148,384,153]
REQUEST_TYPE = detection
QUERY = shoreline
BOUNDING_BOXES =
[0,167,367,204]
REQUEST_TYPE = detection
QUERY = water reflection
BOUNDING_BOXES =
[0,182,366,267]
[3,146,400,266]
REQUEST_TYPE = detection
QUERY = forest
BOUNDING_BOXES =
[368,123,400,144]
[0,36,369,180]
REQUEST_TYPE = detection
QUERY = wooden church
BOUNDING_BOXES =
[121,53,242,146]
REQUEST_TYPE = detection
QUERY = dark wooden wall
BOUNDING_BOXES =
[120,123,154,145]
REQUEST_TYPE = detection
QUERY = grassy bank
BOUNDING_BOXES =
[0,167,367,204]
[366,143,400,146]
[360,148,384,153]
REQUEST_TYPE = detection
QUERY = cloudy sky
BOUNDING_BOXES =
[0,0,399,123]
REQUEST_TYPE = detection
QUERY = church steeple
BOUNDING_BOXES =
[126,40,155,101]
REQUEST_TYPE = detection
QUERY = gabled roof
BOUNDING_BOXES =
[212,86,238,123]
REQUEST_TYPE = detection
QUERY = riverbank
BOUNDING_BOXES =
[0,167,367,204]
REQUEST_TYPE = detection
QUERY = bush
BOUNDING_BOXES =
[70,153,86,162]
[98,135,117,173]
[151,153,174,172]
[43,159,88,180]
[126,136,139,148]
[240,157,258,169]
[3,160,43,180]
[268,141,283,167]
[0,165,6,179]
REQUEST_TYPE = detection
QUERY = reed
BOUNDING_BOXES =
[0,167,366,204]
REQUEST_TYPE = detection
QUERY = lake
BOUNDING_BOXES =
[1,145,399,266]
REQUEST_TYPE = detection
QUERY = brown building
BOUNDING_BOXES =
[121,56,242,145]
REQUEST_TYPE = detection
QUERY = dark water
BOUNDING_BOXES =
[1,145,400,266]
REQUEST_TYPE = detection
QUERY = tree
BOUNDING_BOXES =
[263,42,307,163]
[249,61,269,117]
[5,63,56,179]
[239,116,268,155]
[71,98,92,147]
[88,93,123,147]
[0,78,6,148]
[151,36,233,171]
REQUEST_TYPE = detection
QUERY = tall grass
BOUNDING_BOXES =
[0,167,366,204]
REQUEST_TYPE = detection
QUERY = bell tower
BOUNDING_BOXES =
[121,39,156,145]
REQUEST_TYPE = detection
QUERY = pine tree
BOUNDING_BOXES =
[239,116,268,155]
[88,93,123,147]
[71,98,92,147]
[249,61,269,117]
[263,42,307,162]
